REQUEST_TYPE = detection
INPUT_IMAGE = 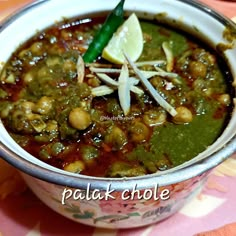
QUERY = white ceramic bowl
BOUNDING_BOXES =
[0,0,236,229]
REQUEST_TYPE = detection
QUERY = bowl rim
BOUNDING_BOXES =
[0,0,236,190]
[0,0,235,29]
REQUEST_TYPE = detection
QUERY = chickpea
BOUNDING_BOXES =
[0,103,13,118]
[37,67,49,77]
[172,106,193,124]
[30,42,43,56]
[104,126,127,150]
[193,78,205,91]
[61,30,73,40]
[21,101,35,114]
[129,121,150,143]
[63,59,76,72]
[19,49,31,59]
[203,88,213,97]
[192,49,215,65]
[217,94,231,106]
[150,76,164,88]
[69,107,91,130]
[45,120,58,133]
[143,108,167,127]
[46,56,61,67]
[34,96,53,115]
[188,61,207,79]
[64,160,85,173]
[193,79,213,96]
[23,72,34,84]
[87,77,101,87]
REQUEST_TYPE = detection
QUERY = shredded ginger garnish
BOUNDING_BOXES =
[77,55,85,83]
[162,41,174,72]
[81,40,179,116]
[91,64,144,115]
[118,63,130,115]
[124,53,177,117]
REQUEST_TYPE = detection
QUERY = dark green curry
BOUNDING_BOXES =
[0,15,233,177]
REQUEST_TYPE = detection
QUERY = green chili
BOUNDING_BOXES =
[82,0,125,63]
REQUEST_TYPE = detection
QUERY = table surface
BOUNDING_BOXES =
[0,1,236,235]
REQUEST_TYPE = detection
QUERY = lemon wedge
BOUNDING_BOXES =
[102,13,143,64]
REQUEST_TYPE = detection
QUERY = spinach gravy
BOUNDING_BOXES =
[0,16,233,177]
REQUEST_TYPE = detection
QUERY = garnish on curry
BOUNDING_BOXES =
[0,3,233,177]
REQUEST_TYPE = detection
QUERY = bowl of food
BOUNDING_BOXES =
[0,0,236,229]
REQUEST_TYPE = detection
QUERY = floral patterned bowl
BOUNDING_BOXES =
[0,0,236,229]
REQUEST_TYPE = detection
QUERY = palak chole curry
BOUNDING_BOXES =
[0,2,233,177]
